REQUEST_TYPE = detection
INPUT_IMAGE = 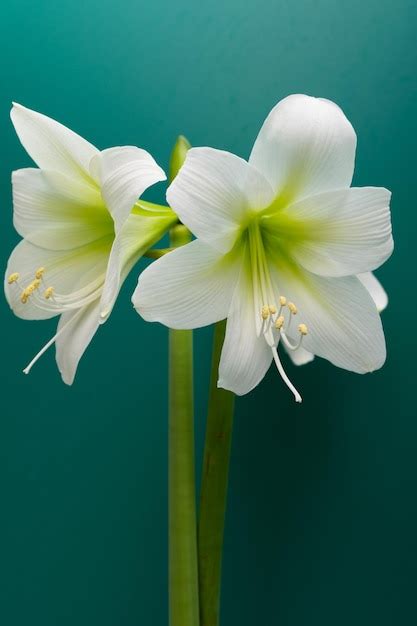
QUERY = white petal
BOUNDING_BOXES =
[55,300,101,385]
[285,345,315,366]
[269,260,386,373]
[99,209,176,321]
[133,239,240,329]
[357,272,388,312]
[166,148,274,252]
[12,168,112,250]
[11,103,99,182]
[218,270,273,395]
[5,238,111,320]
[249,94,357,203]
[279,187,393,277]
[90,147,166,232]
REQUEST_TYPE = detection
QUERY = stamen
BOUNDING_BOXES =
[279,318,309,351]
[247,222,303,403]
[8,272,20,284]
[35,267,45,279]
[44,287,54,299]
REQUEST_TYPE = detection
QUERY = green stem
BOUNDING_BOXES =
[198,320,235,626]
[169,224,200,626]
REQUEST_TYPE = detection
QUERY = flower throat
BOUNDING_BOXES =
[247,221,309,403]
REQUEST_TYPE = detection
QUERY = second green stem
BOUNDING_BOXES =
[198,320,235,626]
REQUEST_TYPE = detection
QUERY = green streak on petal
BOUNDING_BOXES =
[263,229,320,302]
[133,198,175,216]
[118,211,177,272]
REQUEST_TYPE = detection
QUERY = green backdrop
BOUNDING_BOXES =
[1,1,416,624]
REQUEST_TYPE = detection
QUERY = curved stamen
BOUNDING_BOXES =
[29,282,103,313]
[247,224,305,403]
[280,331,303,351]
[259,297,307,403]
[11,265,105,312]
[49,274,104,304]
[14,263,106,314]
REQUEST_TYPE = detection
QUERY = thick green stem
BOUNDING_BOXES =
[169,224,200,626]
[198,320,235,626]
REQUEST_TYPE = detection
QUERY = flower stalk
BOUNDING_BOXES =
[198,320,235,626]
[168,223,199,626]
[168,135,199,626]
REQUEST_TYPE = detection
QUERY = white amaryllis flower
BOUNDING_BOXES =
[5,104,175,384]
[133,94,393,401]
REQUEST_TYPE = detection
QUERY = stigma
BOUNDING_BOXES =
[260,296,308,403]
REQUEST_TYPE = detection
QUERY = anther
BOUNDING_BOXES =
[25,279,41,295]
[35,267,45,279]
[298,323,308,336]
[288,302,297,315]
[268,305,277,315]
[20,279,41,304]
[275,315,285,330]
[44,287,54,299]
[8,272,20,284]
[261,305,270,320]
[279,296,287,306]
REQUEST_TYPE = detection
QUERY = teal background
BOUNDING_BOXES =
[0,1,416,624]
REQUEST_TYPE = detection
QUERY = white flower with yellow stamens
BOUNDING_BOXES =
[5,103,175,384]
[133,94,393,401]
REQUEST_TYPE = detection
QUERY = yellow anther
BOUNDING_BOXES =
[44,287,54,299]
[279,296,287,306]
[7,272,20,284]
[26,279,41,295]
[298,323,308,336]
[268,305,277,315]
[275,315,285,330]
[261,305,270,320]
[288,302,298,315]
[20,279,41,302]
[35,267,45,279]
